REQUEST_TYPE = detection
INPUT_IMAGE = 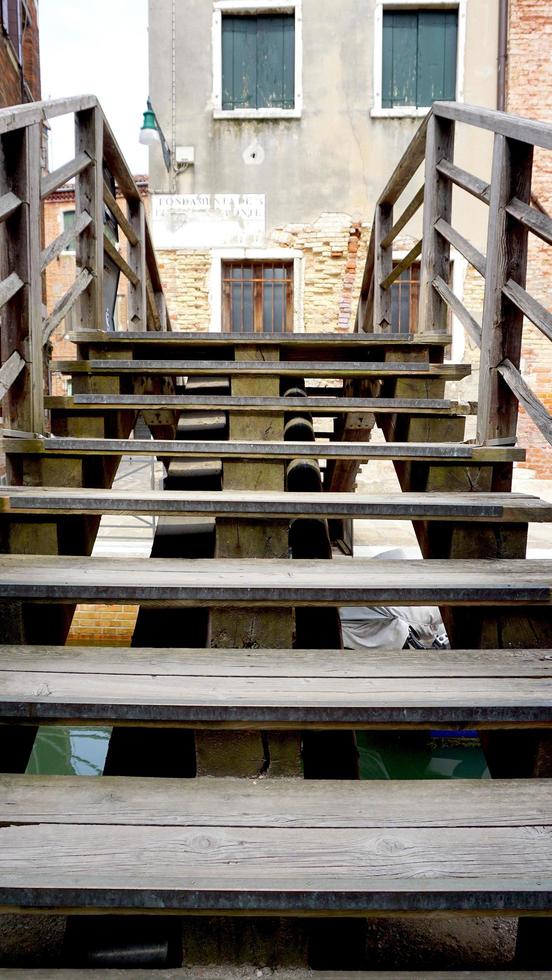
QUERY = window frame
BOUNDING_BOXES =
[60,207,77,256]
[212,0,303,119]
[371,0,466,118]
[210,248,304,332]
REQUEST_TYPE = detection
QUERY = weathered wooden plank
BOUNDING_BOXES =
[378,111,430,207]
[435,101,552,149]
[0,95,98,136]
[432,276,482,347]
[75,105,104,330]
[502,277,552,344]
[0,351,25,399]
[46,393,475,415]
[477,134,533,444]
[498,358,552,446]
[126,198,147,329]
[0,271,24,310]
[380,186,425,249]
[0,190,21,223]
[434,219,486,277]
[50,359,472,379]
[103,180,139,246]
[3,645,551,678]
[436,158,490,203]
[2,666,552,725]
[41,269,93,345]
[0,555,549,606]
[418,113,455,333]
[1,437,526,463]
[3,489,548,521]
[380,240,422,291]
[2,775,552,828]
[103,232,140,287]
[40,151,91,199]
[68,330,452,347]
[1,822,552,913]
[506,195,552,246]
[40,210,92,271]
[374,202,393,328]
[0,973,549,980]
[102,116,142,203]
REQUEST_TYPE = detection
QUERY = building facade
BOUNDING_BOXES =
[0,0,40,107]
[148,0,499,339]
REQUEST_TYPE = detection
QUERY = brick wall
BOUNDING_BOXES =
[156,214,368,335]
[506,0,552,476]
[0,0,40,107]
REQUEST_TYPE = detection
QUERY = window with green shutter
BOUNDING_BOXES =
[382,9,458,109]
[222,14,295,111]
[62,210,76,253]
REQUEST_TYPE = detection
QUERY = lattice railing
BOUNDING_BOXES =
[356,102,552,449]
[0,96,170,437]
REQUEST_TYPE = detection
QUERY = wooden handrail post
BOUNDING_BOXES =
[127,197,147,330]
[0,122,43,438]
[477,134,533,445]
[373,203,392,331]
[418,112,455,334]
[75,106,104,330]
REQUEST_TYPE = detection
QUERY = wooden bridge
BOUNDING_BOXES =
[0,95,552,974]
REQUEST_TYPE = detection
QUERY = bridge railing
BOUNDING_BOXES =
[356,102,552,450]
[0,95,170,438]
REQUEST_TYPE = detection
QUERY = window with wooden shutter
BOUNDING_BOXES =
[222,261,294,334]
[222,14,295,111]
[390,262,420,334]
[62,210,76,253]
[6,0,22,62]
[382,9,458,109]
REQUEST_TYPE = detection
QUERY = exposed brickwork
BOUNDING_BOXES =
[506,0,552,476]
[156,249,212,331]
[156,215,368,335]
[0,0,40,107]
[67,604,139,647]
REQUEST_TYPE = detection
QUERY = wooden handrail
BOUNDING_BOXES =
[434,101,552,150]
[0,95,98,135]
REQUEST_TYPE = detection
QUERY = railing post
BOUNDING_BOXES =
[418,112,455,334]
[373,203,392,331]
[477,134,533,445]
[75,105,104,330]
[0,122,43,438]
[127,197,147,330]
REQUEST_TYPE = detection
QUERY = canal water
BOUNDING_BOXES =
[27,727,489,779]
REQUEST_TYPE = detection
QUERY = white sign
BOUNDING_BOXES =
[152,193,266,248]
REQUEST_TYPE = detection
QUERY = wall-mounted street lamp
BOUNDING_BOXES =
[139,98,172,173]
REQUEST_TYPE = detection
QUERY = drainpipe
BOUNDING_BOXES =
[497,0,508,111]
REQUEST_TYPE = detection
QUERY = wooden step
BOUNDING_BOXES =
[51,359,471,379]
[2,437,526,463]
[1,775,551,914]
[45,393,477,415]
[0,555,549,605]
[1,646,551,727]
[1,488,550,521]
[3,771,552,827]
[69,329,453,348]
[0,973,549,980]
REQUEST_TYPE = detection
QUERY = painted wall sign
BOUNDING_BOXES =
[152,193,266,248]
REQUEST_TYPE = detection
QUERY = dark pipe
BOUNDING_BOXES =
[497,0,508,111]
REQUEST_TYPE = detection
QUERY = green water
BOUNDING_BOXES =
[26,726,489,779]
[26,726,111,776]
